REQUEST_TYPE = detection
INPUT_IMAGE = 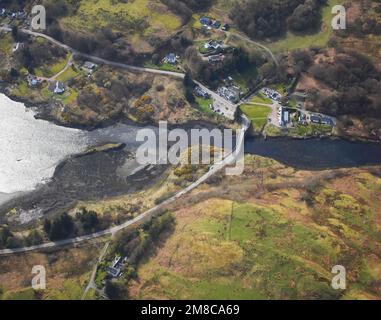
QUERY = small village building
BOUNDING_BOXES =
[200,17,212,26]
[107,255,126,278]
[310,114,321,124]
[83,61,97,70]
[163,53,178,65]
[222,23,230,31]
[321,116,335,126]
[204,40,222,51]
[52,81,65,94]
[278,107,292,126]
[212,20,221,29]
[208,54,224,63]
[27,75,40,87]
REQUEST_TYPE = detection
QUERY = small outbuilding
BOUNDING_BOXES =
[52,81,65,94]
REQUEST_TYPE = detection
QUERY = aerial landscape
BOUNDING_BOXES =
[0,0,381,304]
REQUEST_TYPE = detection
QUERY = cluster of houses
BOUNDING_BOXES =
[201,39,235,65]
[194,86,211,99]
[27,76,66,95]
[216,77,241,103]
[261,87,282,102]
[26,60,99,96]
[199,16,230,31]
[310,113,336,126]
[0,8,26,20]
[201,40,226,63]
[107,255,128,278]
[276,107,336,128]
[217,85,241,103]
[204,40,223,52]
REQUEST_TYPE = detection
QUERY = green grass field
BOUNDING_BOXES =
[35,54,70,78]
[0,32,13,56]
[2,288,38,300]
[289,123,333,136]
[196,97,214,115]
[56,66,79,82]
[144,61,180,72]
[240,103,271,129]
[62,0,181,34]
[267,0,341,53]
[252,93,272,104]
[131,166,381,299]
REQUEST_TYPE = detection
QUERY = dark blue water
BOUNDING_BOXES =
[245,137,381,170]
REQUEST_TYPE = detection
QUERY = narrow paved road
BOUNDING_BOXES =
[81,241,110,300]
[0,26,237,118]
[0,25,248,255]
[49,53,73,81]
[24,28,186,79]
[0,26,185,79]
[194,80,237,119]
[0,116,249,256]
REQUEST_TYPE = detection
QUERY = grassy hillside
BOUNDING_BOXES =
[60,0,182,52]
[129,156,381,300]
[240,104,271,129]
[0,243,102,300]
[267,0,342,53]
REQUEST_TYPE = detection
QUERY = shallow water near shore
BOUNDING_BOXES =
[245,136,381,170]
[0,93,91,194]
[0,93,155,201]
[2,93,381,218]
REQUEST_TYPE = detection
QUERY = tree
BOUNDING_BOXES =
[183,71,194,88]
[26,230,43,246]
[45,213,75,241]
[43,219,51,234]
[10,68,19,78]
[11,26,18,41]
[288,1,321,32]
[76,208,99,233]
[183,71,195,103]
[151,53,161,65]
[230,0,326,39]
[105,280,127,300]
[0,226,12,249]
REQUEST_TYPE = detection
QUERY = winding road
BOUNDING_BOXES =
[5,27,240,118]
[225,31,279,67]
[0,115,249,256]
[0,26,187,79]
[0,25,252,255]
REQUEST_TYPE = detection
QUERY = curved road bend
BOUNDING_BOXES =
[0,116,250,256]
[225,31,279,67]
[0,26,238,117]
[0,27,186,79]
